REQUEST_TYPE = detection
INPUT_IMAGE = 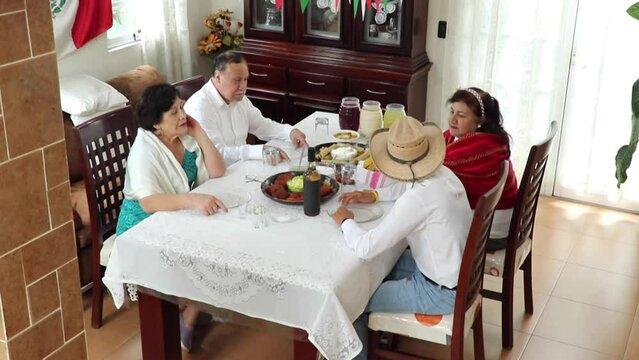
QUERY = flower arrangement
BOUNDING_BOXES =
[197,9,244,58]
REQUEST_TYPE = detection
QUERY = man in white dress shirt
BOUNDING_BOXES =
[331,117,472,360]
[184,51,308,165]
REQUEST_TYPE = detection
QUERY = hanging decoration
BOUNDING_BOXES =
[300,0,398,18]
[276,0,284,11]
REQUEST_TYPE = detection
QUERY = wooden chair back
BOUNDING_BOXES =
[172,75,206,101]
[75,106,137,328]
[451,160,509,358]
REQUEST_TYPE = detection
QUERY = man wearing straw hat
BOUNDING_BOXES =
[331,116,472,359]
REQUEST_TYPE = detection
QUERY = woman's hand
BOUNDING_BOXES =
[339,190,376,206]
[186,116,206,139]
[331,206,354,226]
[189,194,228,215]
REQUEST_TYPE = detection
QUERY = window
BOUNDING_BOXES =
[107,0,142,49]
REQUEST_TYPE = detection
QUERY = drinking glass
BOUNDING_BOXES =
[248,201,268,229]
[262,146,280,166]
[314,116,330,136]
[383,103,406,128]
[340,162,357,193]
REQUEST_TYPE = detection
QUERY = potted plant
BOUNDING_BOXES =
[615,2,639,187]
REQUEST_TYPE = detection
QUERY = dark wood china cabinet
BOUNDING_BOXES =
[242,0,430,125]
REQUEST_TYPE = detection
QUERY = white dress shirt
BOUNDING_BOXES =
[184,80,293,165]
[341,166,472,289]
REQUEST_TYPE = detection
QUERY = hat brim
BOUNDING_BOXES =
[369,123,446,182]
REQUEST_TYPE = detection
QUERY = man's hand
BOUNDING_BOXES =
[290,129,309,148]
[331,206,354,226]
[339,190,376,206]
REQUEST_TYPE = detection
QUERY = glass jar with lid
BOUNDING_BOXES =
[338,97,360,131]
[359,100,383,138]
[383,103,406,128]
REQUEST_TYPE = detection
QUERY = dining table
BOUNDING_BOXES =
[102,111,405,360]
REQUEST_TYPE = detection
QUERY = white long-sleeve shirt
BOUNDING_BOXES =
[341,166,472,289]
[184,80,293,165]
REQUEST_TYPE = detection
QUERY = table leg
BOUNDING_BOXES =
[294,329,323,360]
[138,292,181,360]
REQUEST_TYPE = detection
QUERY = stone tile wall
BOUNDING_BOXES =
[0,2,88,359]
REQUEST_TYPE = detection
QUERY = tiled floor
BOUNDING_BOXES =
[84,196,639,359]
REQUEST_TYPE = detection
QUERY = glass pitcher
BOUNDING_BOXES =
[338,97,360,131]
[359,100,383,138]
[383,103,406,128]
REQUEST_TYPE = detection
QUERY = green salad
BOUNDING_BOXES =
[286,175,304,193]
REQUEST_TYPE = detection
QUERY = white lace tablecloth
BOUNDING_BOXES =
[103,112,404,360]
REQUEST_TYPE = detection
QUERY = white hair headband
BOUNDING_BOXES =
[464,88,485,118]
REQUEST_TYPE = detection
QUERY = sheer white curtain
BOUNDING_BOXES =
[135,0,192,83]
[438,0,579,193]
[554,0,639,211]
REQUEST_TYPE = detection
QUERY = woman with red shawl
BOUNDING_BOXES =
[444,87,518,251]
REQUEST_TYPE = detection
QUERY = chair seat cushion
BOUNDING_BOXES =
[484,237,532,277]
[368,296,481,345]
[100,234,116,266]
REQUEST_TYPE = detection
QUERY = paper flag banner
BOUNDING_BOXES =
[300,0,310,13]
[276,0,283,11]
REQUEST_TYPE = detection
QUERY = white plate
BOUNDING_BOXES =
[326,204,384,223]
[332,130,360,141]
[217,193,249,209]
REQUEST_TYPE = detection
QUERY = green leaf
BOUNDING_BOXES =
[628,2,639,20]
[300,0,310,13]
[614,80,639,187]
[632,78,639,118]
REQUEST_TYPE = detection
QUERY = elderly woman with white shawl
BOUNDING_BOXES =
[115,83,226,351]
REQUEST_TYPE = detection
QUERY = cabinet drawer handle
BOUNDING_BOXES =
[306,80,326,86]
[366,89,387,95]
[250,72,268,77]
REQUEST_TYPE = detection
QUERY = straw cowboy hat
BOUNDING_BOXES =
[369,116,446,181]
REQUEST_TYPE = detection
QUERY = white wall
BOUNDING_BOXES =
[56,35,143,81]
[425,1,448,127]
[57,0,219,81]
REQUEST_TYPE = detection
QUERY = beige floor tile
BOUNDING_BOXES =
[521,336,620,360]
[534,297,634,356]
[463,322,530,360]
[568,235,639,278]
[532,224,580,261]
[101,332,142,360]
[514,254,565,295]
[535,197,590,232]
[553,263,639,314]
[625,317,639,360]
[84,297,140,360]
[580,215,639,247]
[482,291,549,334]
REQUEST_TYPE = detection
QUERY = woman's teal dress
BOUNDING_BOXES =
[116,150,198,235]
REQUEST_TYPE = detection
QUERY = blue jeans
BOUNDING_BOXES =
[352,249,456,360]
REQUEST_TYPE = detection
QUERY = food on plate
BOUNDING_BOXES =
[330,146,358,162]
[286,175,304,193]
[317,143,367,164]
[265,172,335,202]
[333,131,359,140]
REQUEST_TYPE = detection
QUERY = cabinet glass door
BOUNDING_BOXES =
[355,0,414,55]
[244,0,294,41]
[363,1,402,46]
[297,0,352,48]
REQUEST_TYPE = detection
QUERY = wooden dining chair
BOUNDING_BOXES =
[74,106,137,329]
[482,121,558,348]
[172,74,206,101]
[367,161,509,360]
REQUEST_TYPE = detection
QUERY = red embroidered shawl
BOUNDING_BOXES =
[443,130,518,209]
